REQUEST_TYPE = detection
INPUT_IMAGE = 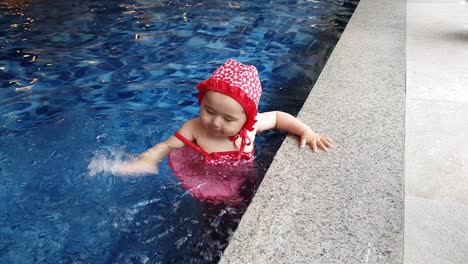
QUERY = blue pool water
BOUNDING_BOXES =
[0,0,357,263]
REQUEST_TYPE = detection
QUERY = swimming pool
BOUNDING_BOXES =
[0,0,358,263]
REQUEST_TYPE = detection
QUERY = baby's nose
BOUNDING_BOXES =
[212,116,222,127]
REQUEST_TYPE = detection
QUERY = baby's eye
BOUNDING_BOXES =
[224,118,235,122]
[206,109,215,114]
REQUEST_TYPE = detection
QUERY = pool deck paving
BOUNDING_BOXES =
[405,0,468,263]
[220,0,468,263]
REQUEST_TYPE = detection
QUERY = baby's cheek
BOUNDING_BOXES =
[230,124,243,134]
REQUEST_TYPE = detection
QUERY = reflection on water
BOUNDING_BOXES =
[0,0,358,262]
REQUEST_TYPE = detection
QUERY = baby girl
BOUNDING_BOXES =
[89,59,332,204]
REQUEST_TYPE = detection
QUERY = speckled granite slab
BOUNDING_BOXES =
[220,0,406,263]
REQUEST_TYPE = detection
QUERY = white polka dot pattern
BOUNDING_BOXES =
[210,59,262,107]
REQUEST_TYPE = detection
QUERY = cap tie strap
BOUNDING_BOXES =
[229,128,251,160]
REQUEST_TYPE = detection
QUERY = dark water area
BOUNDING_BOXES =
[0,0,358,263]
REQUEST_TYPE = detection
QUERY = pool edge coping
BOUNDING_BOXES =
[220,0,406,263]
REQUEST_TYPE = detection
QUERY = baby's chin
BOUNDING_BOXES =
[207,129,239,138]
[207,129,226,137]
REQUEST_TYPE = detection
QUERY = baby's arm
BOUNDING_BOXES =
[114,119,200,175]
[256,111,332,152]
[115,135,184,175]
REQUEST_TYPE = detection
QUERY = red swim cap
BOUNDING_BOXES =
[196,59,262,132]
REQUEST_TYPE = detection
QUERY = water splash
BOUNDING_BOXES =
[87,146,137,176]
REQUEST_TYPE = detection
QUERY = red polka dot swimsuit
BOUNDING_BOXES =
[168,132,255,205]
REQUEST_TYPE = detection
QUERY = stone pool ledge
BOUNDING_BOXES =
[220,0,406,263]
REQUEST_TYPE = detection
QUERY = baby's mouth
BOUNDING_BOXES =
[208,127,222,135]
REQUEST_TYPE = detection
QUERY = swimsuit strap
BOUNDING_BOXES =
[174,131,210,158]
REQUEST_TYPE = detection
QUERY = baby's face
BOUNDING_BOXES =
[200,91,247,137]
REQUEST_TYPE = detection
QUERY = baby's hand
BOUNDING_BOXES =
[88,155,158,176]
[299,127,333,152]
[87,155,115,176]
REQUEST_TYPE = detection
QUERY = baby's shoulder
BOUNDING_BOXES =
[178,118,203,138]
[254,112,276,132]
[181,118,202,129]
